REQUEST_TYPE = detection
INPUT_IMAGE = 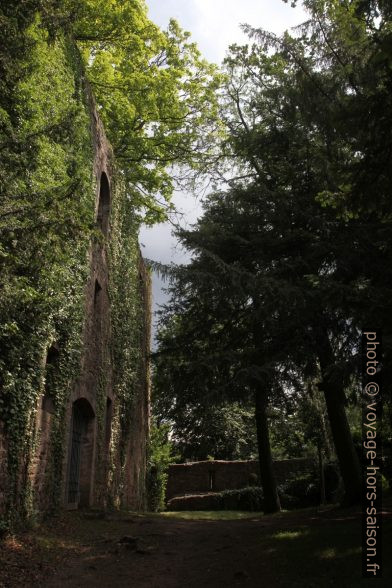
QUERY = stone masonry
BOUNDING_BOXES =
[26,90,151,515]
[166,458,315,502]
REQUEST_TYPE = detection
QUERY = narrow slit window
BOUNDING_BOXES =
[42,344,59,412]
[96,172,110,236]
[94,280,102,306]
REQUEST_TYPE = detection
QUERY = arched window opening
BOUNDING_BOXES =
[46,344,60,365]
[96,172,110,236]
[67,398,95,507]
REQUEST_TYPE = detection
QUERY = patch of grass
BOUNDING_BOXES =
[143,504,338,522]
[256,513,392,588]
[273,530,308,540]
[156,510,265,520]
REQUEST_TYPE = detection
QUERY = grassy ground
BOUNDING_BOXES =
[156,510,265,520]
[157,505,332,521]
[254,510,388,588]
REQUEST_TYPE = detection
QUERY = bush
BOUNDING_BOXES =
[146,423,177,512]
[278,492,301,509]
[277,463,345,508]
[220,487,264,511]
[167,487,264,512]
[278,473,319,508]
[168,493,222,511]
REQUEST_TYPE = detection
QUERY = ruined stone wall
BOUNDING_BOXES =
[0,66,151,521]
[166,458,315,501]
[123,257,151,510]
[60,91,151,513]
[59,90,114,511]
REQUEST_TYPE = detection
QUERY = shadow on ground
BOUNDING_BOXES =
[0,503,391,587]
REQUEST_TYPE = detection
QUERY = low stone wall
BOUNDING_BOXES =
[166,458,315,502]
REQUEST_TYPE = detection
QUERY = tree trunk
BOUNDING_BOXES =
[321,381,361,505]
[315,328,361,506]
[254,388,281,513]
[317,440,326,505]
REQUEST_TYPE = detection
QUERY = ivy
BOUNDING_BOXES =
[146,422,177,512]
[0,8,94,524]
[107,172,148,506]
[0,5,153,525]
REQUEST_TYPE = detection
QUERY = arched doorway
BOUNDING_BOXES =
[67,398,95,508]
[96,172,110,236]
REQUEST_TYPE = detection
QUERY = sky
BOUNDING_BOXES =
[139,0,307,337]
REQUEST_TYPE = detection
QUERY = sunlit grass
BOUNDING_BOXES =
[273,530,308,540]
[318,547,337,559]
[156,510,264,520]
[35,535,79,550]
[317,546,361,560]
[255,512,392,588]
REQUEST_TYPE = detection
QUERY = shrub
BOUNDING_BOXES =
[277,463,345,508]
[168,493,222,511]
[278,473,319,508]
[146,423,177,512]
[167,487,264,512]
[220,487,264,511]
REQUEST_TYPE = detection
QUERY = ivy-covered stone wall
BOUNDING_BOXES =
[0,15,150,527]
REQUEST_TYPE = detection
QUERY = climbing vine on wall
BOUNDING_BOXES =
[108,171,148,506]
[0,5,152,524]
[0,8,95,526]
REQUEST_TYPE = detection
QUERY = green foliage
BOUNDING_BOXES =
[278,464,344,508]
[71,0,223,223]
[153,0,392,506]
[169,486,264,512]
[278,473,320,509]
[0,2,152,523]
[0,9,94,523]
[160,510,260,520]
[147,422,176,512]
[108,181,144,501]
[269,384,334,461]
[2,1,224,225]
[153,351,258,460]
[220,487,264,512]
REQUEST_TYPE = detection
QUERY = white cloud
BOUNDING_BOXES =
[141,0,308,334]
[146,0,307,63]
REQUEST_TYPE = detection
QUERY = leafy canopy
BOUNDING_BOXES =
[72,0,223,223]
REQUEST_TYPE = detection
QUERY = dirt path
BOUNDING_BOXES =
[43,514,275,588]
[1,505,391,588]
